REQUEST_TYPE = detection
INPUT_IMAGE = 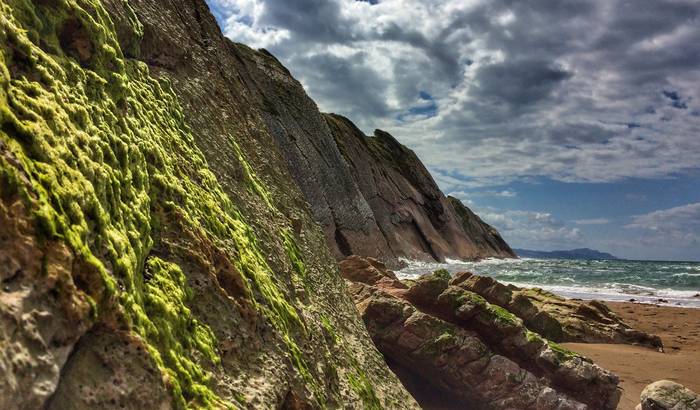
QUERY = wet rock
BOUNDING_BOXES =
[636,380,699,410]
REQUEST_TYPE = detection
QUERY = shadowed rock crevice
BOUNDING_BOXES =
[385,357,473,410]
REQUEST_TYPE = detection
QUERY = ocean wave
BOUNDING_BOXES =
[501,282,700,308]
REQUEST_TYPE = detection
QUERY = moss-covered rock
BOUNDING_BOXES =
[453,272,663,349]
[0,0,416,408]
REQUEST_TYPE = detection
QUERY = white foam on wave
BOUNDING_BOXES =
[502,281,700,308]
[671,272,700,277]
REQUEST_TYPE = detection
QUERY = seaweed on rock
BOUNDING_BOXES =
[0,0,320,406]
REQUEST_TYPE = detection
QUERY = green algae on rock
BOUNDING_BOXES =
[0,0,237,405]
[0,0,398,407]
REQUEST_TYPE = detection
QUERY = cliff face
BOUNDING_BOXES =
[325,114,499,263]
[226,43,396,263]
[0,0,415,408]
[223,38,515,265]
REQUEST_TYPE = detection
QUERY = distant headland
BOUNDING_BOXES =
[514,248,619,260]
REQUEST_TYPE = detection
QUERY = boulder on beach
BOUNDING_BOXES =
[636,380,699,410]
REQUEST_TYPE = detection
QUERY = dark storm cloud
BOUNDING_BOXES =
[211,0,700,184]
[472,59,572,109]
[258,0,349,43]
[288,51,391,118]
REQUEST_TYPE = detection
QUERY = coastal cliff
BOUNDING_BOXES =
[225,34,515,265]
[0,0,415,407]
[447,196,516,259]
[325,114,517,263]
[0,0,525,408]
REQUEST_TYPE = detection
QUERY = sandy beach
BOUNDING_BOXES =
[562,301,700,410]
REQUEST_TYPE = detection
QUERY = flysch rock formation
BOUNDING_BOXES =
[0,0,417,408]
[447,196,516,259]
[452,272,663,349]
[323,114,516,265]
[340,256,624,410]
[230,34,516,266]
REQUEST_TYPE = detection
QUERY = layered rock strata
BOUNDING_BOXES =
[211,16,517,267]
[341,256,623,409]
[323,114,516,265]
[452,272,663,349]
[447,196,515,259]
[0,0,416,408]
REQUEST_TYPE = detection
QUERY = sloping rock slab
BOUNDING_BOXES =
[349,282,587,410]
[451,272,663,349]
[341,257,622,409]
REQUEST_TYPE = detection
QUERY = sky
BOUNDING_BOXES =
[205,0,700,261]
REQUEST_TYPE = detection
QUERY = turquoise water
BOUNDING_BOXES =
[396,258,700,308]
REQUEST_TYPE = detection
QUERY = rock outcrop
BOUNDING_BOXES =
[452,272,663,349]
[216,22,517,267]
[233,44,517,267]
[322,114,516,265]
[341,256,623,409]
[636,380,699,410]
[0,0,416,408]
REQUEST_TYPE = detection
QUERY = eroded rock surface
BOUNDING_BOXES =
[0,0,416,408]
[341,256,622,409]
[324,114,516,265]
[447,196,515,259]
[636,380,699,410]
[451,272,663,349]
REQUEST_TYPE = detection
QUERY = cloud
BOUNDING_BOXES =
[574,218,610,225]
[473,207,583,248]
[626,202,700,244]
[470,189,517,198]
[207,0,700,187]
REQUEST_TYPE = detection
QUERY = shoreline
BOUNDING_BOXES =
[563,301,700,410]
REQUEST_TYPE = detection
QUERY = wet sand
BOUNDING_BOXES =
[562,301,700,410]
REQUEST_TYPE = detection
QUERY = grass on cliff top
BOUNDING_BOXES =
[0,0,320,407]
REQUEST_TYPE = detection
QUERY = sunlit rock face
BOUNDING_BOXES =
[0,0,417,408]
[232,40,517,267]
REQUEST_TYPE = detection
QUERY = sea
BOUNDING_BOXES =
[396,258,700,308]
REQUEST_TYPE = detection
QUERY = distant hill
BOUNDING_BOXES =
[514,248,619,260]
